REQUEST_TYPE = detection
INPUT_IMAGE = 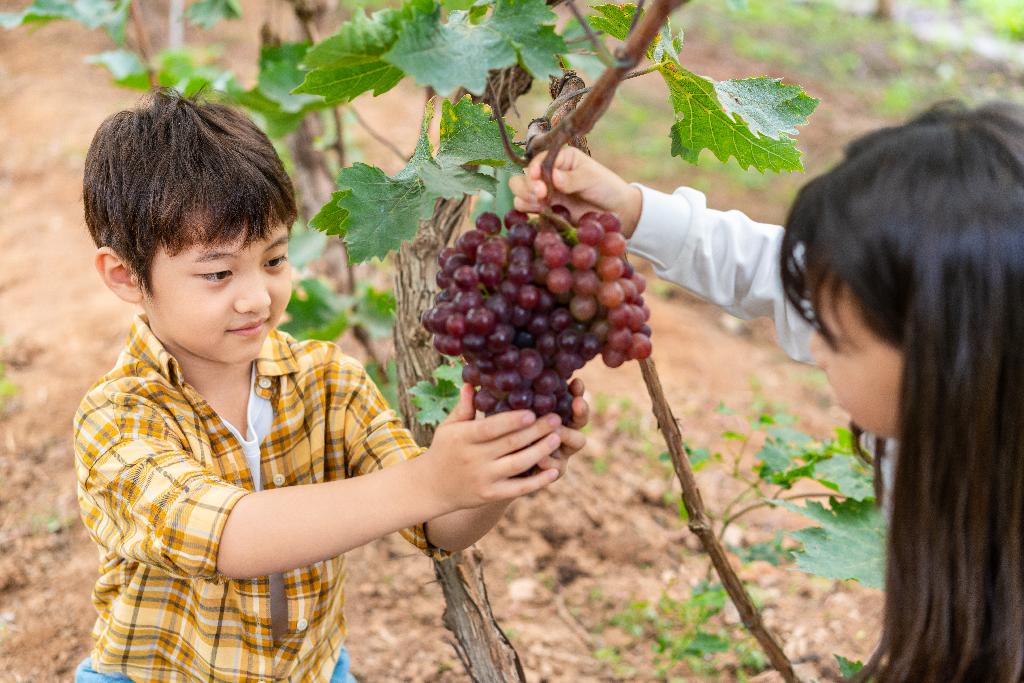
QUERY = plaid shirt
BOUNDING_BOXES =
[74,315,440,682]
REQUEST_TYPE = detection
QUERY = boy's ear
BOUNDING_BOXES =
[95,247,144,304]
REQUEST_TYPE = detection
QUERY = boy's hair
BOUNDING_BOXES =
[83,88,297,292]
[781,101,1024,682]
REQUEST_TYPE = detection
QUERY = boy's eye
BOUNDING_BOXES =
[267,255,288,268]
[202,270,231,282]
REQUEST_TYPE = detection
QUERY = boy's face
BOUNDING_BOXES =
[143,225,292,377]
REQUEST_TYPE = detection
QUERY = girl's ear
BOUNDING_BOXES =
[95,247,144,305]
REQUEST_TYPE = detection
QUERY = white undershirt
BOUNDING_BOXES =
[219,365,287,642]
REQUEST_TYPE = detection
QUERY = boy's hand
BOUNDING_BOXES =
[536,378,589,480]
[508,147,643,237]
[424,384,563,510]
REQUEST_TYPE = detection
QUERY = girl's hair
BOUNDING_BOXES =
[781,101,1024,682]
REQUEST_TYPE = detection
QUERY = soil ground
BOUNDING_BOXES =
[1,2,1014,681]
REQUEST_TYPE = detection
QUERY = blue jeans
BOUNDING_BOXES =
[75,647,356,682]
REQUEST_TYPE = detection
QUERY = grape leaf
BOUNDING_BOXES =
[713,77,818,141]
[85,49,149,89]
[776,497,886,589]
[324,97,511,262]
[255,42,322,114]
[186,0,241,29]
[383,0,564,96]
[281,278,349,341]
[292,7,409,104]
[836,655,865,678]
[436,96,517,168]
[1,0,129,42]
[813,455,875,501]
[307,190,351,236]
[663,65,809,172]
[410,360,464,425]
[335,164,436,262]
[587,4,816,172]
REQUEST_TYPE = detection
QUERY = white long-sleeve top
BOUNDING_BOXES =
[627,183,896,510]
[626,183,814,364]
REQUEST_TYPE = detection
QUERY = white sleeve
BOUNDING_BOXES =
[626,183,814,363]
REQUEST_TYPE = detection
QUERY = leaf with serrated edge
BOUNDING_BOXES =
[292,9,406,103]
[384,0,564,96]
[437,96,516,168]
[776,498,886,589]
[713,77,818,141]
[335,164,433,262]
[308,190,351,236]
[410,377,460,425]
[663,65,806,172]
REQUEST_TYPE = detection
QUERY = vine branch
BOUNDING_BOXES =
[522,4,801,675]
[128,1,158,88]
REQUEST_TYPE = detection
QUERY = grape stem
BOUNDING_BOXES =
[491,99,529,168]
[527,0,691,196]
[563,0,618,68]
[541,65,662,123]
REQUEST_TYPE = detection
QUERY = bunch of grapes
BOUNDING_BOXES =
[422,206,652,425]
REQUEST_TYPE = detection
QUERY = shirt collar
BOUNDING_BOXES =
[125,314,299,386]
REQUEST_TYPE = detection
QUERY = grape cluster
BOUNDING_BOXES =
[422,207,652,424]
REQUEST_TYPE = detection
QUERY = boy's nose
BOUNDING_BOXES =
[235,286,272,314]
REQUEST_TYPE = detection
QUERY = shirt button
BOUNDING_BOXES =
[272,474,286,487]
[296,617,308,631]
[257,377,272,389]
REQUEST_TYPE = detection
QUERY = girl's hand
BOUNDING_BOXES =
[508,147,643,237]
[423,384,563,510]
[536,378,589,480]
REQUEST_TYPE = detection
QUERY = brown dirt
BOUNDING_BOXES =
[0,6,892,682]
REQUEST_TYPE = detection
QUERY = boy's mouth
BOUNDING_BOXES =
[228,320,266,336]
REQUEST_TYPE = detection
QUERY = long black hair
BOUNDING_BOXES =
[780,101,1024,681]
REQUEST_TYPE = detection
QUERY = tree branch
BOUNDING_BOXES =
[129,1,158,87]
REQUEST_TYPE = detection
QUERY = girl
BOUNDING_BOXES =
[511,101,1024,682]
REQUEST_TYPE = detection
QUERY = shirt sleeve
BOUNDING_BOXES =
[626,183,814,363]
[74,393,248,581]
[331,357,448,560]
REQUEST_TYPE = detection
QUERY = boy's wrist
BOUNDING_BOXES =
[412,449,461,518]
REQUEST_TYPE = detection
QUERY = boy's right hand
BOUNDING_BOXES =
[508,147,643,237]
[422,384,564,510]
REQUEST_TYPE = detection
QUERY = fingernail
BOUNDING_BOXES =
[547,434,561,446]
[546,414,561,427]
[522,412,536,425]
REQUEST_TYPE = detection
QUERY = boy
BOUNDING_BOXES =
[73,89,587,682]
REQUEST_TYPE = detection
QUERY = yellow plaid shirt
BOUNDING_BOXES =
[74,315,440,682]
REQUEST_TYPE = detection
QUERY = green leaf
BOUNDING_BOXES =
[308,190,351,237]
[327,97,512,262]
[366,359,401,414]
[383,0,564,96]
[154,48,236,97]
[813,455,875,501]
[436,95,517,168]
[776,497,886,589]
[185,0,241,29]
[417,160,496,198]
[836,654,865,678]
[587,4,634,41]
[662,65,810,172]
[350,283,396,338]
[256,42,323,113]
[713,77,819,141]
[85,49,149,89]
[1,0,129,42]
[335,163,434,262]
[281,278,349,341]
[292,8,408,104]
[410,360,464,425]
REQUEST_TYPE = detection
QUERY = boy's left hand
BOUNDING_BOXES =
[536,378,589,479]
